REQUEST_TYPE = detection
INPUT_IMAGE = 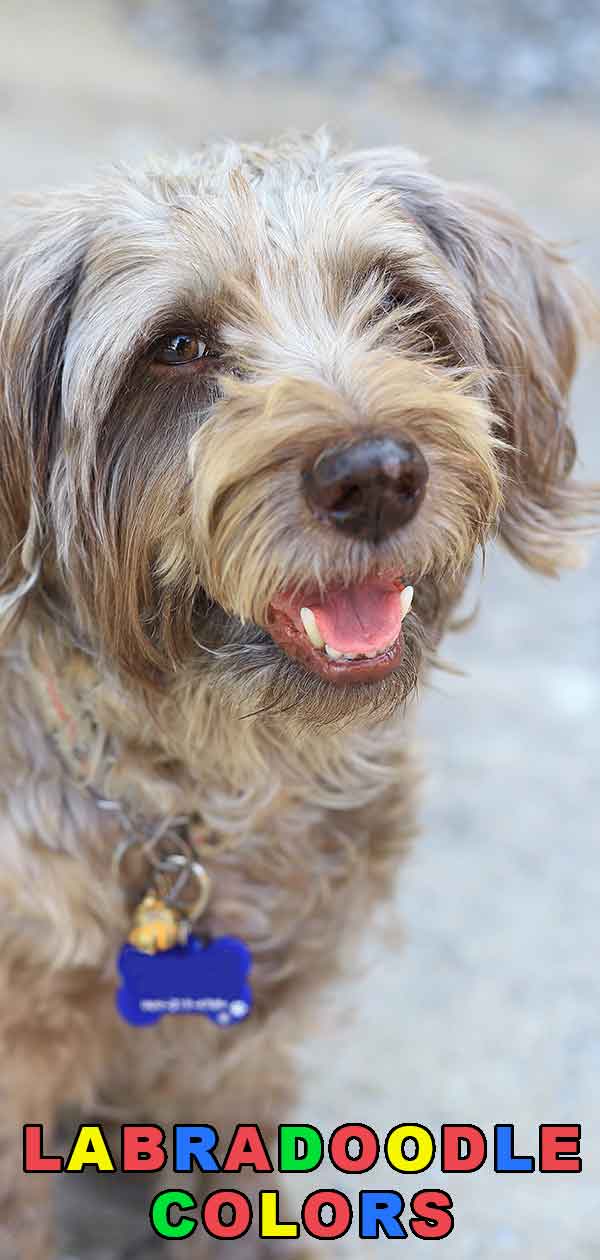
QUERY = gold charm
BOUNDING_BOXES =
[128,892,190,955]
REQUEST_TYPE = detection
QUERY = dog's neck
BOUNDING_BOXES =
[13,622,409,845]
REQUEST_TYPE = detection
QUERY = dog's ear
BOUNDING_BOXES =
[439,187,599,574]
[400,171,600,574]
[0,194,87,635]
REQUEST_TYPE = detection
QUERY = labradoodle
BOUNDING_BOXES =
[0,133,597,1258]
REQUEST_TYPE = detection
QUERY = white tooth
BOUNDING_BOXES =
[300,606,325,649]
[399,585,414,622]
[365,648,379,658]
[325,644,343,659]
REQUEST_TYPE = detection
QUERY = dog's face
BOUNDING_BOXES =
[0,138,595,725]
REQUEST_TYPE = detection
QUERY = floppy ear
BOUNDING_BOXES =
[412,180,600,574]
[0,194,87,635]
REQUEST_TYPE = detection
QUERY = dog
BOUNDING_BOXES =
[0,132,597,1258]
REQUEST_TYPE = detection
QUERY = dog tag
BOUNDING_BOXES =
[116,934,253,1027]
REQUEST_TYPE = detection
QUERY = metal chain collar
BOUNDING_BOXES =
[30,648,229,923]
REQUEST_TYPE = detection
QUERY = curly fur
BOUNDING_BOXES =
[0,133,597,1258]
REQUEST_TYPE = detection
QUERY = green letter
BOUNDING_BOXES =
[150,1189,198,1240]
[278,1125,324,1173]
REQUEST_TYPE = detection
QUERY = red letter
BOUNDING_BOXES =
[22,1125,63,1173]
[302,1191,353,1240]
[539,1125,582,1173]
[122,1126,167,1173]
[201,1190,252,1239]
[410,1190,454,1240]
[222,1125,273,1174]
[441,1125,487,1172]
[329,1125,379,1174]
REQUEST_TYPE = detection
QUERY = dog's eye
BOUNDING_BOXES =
[380,279,410,314]
[152,333,208,366]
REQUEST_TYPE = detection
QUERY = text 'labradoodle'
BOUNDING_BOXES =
[0,134,598,1259]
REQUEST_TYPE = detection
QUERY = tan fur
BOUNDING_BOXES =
[0,133,597,1258]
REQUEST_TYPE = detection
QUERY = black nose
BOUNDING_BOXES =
[303,436,429,542]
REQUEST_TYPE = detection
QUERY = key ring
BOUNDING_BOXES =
[157,854,212,924]
[112,837,211,925]
[112,824,195,880]
[112,836,210,927]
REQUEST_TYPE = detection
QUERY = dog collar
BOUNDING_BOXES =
[31,647,213,858]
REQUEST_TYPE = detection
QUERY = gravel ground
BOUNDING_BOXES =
[1,2,599,1257]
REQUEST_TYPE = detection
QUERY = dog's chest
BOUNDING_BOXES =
[1,652,408,999]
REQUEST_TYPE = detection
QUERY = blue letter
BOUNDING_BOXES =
[174,1125,220,1173]
[359,1191,408,1239]
[494,1126,535,1173]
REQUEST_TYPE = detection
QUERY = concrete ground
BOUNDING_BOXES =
[1,2,598,1256]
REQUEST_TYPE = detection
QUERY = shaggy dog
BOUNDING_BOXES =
[0,134,597,1258]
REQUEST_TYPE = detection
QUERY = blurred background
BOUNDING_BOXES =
[1,1,598,1256]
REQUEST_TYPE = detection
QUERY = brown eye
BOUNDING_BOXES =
[152,333,208,366]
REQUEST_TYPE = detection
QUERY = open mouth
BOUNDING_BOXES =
[267,575,413,685]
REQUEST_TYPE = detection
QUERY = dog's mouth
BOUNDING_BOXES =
[266,575,413,685]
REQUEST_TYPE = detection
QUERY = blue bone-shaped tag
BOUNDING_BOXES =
[116,935,252,1027]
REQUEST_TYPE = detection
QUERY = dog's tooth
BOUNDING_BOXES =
[365,648,379,658]
[300,607,325,650]
[399,585,414,621]
[325,644,343,660]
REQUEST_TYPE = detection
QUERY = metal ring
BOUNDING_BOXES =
[112,834,197,882]
[142,820,195,869]
[111,834,211,925]
[160,854,194,905]
[148,838,194,871]
[160,854,212,924]
[111,833,145,880]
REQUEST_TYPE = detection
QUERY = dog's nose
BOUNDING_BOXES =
[303,436,429,542]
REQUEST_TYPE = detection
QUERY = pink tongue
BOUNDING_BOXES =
[311,583,404,653]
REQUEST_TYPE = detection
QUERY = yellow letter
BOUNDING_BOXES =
[385,1125,435,1174]
[65,1125,116,1173]
[259,1191,299,1239]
